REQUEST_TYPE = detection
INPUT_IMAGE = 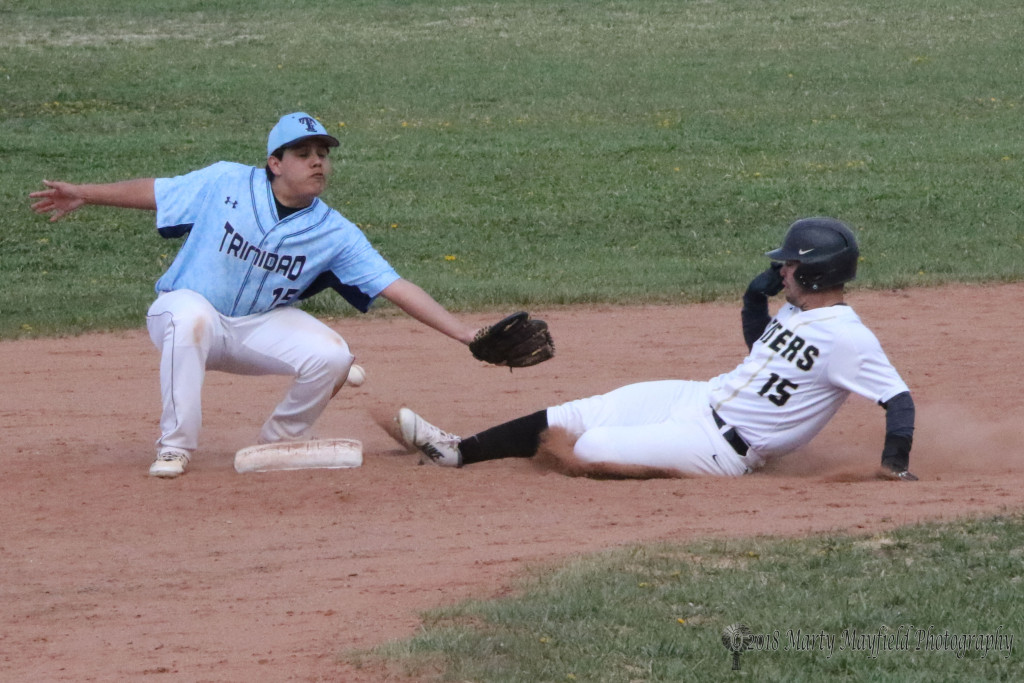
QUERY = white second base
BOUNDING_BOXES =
[234,439,363,473]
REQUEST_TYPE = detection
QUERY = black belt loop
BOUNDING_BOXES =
[711,408,749,456]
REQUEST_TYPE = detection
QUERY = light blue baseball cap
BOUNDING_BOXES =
[267,112,340,156]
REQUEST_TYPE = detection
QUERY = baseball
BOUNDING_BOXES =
[346,364,366,387]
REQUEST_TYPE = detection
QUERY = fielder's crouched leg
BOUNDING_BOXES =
[146,292,355,475]
[252,308,355,445]
[146,290,219,477]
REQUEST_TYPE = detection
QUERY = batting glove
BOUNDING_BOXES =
[746,262,784,297]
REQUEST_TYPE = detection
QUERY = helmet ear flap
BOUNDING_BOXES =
[794,266,826,291]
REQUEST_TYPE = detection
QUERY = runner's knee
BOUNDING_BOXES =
[572,429,619,464]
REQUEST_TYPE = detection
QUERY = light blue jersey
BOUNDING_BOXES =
[154,161,399,316]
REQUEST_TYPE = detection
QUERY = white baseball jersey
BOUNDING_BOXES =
[153,161,399,316]
[708,302,909,459]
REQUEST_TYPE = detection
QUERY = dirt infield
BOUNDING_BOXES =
[3,284,1022,681]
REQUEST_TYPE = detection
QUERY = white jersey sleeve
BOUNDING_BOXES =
[708,303,908,458]
[827,321,909,404]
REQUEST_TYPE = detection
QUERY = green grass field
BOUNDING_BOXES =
[3,0,1023,337]
[367,514,1022,681]
[3,1,1022,679]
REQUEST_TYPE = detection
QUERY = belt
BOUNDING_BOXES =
[712,408,749,456]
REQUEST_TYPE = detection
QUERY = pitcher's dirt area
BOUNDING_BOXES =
[2,284,1021,681]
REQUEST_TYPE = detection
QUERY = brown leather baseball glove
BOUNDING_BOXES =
[469,311,555,368]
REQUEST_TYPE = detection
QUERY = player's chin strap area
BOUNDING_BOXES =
[711,408,749,456]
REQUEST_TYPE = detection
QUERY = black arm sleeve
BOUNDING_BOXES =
[741,265,783,350]
[880,391,915,471]
[741,291,772,350]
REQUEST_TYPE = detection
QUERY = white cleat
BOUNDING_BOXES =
[396,408,462,467]
[149,448,191,478]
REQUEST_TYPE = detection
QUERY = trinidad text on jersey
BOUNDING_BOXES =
[219,222,305,280]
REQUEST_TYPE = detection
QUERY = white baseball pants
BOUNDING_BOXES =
[146,289,354,454]
[546,380,752,477]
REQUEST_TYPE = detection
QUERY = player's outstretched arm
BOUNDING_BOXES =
[30,178,157,222]
[380,278,478,345]
[878,391,917,481]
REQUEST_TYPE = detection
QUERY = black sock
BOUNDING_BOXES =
[459,410,549,465]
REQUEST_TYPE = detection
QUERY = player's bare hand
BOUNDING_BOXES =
[876,466,918,482]
[29,180,86,221]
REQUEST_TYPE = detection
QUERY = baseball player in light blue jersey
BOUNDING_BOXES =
[398,218,918,482]
[31,112,483,479]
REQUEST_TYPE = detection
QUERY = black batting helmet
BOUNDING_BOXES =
[765,217,859,291]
